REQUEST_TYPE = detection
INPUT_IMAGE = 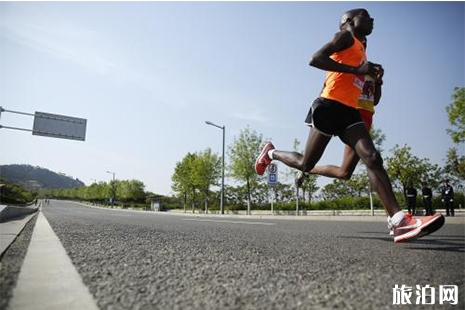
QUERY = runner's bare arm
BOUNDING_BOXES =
[309,30,375,76]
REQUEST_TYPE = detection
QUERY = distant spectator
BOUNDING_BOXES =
[441,179,455,216]
[405,182,417,215]
[421,181,434,216]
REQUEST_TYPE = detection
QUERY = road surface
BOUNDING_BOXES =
[2,200,464,309]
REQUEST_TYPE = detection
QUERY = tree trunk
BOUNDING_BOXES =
[246,177,251,215]
[192,189,196,213]
[184,192,187,213]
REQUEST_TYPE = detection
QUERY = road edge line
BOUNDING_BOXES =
[8,211,99,310]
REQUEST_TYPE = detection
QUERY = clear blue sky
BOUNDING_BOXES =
[1,2,464,195]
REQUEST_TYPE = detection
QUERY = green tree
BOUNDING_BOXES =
[386,144,442,195]
[446,87,465,144]
[271,182,294,203]
[193,148,221,212]
[346,172,369,197]
[172,153,198,212]
[444,147,465,181]
[119,180,145,204]
[443,87,465,183]
[370,126,386,155]
[320,172,367,200]
[228,126,263,214]
[320,179,352,200]
[300,173,319,203]
[0,178,36,204]
[88,182,110,202]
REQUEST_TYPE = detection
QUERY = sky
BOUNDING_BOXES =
[1,1,464,196]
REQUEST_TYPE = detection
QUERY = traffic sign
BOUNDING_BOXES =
[33,111,87,141]
[0,107,87,141]
[268,163,278,186]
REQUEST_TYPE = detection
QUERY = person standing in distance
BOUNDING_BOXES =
[422,181,434,216]
[441,179,455,216]
[405,182,418,216]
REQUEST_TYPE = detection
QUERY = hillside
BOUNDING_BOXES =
[0,164,85,191]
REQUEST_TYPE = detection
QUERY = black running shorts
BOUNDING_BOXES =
[304,97,364,136]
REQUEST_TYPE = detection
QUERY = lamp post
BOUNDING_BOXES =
[205,121,225,215]
[106,171,116,208]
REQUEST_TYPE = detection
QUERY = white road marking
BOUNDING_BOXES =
[183,218,276,226]
[9,212,99,310]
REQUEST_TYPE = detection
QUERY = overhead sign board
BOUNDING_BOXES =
[32,111,87,141]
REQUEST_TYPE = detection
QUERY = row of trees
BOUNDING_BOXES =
[171,127,322,213]
[170,128,457,211]
[171,87,464,212]
[42,179,148,207]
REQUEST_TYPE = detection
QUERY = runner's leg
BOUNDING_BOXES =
[272,128,332,172]
[310,145,360,180]
[339,124,401,217]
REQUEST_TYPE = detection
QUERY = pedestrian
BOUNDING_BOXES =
[254,8,444,243]
[405,182,417,216]
[421,181,434,216]
[441,179,455,216]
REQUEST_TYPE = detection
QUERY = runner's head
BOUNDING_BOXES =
[339,9,374,36]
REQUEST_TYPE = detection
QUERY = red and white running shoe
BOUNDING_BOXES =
[254,141,275,175]
[393,213,445,243]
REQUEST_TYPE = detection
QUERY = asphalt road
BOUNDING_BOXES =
[7,201,465,309]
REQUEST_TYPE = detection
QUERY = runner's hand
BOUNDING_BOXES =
[355,62,378,77]
[373,64,384,84]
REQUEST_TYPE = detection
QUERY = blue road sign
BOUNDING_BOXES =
[268,163,277,186]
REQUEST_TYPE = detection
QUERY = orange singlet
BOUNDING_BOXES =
[320,36,367,109]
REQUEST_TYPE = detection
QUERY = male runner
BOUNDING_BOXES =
[295,24,383,187]
[254,8,444,243]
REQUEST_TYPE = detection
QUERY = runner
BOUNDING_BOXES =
[254,8,444,243]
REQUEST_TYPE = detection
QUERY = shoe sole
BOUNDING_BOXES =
[254,143,273,175]
[394,214,445,243]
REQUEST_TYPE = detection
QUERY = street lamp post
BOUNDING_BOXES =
[205,121,225,215]
[106,171,116,208]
